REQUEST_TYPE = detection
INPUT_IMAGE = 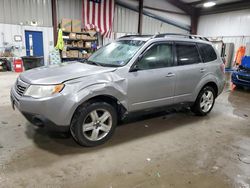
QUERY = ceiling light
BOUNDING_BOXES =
[203,1,216,8]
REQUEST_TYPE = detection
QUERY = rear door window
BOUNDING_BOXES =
[176,43,201,65]
[197,43,217,62]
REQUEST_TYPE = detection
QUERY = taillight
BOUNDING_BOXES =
[220,63,225,74]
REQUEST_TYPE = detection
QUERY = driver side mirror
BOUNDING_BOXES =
[130,64,140,72]
[129,55,143,72]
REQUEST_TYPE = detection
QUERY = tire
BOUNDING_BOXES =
[191,86,216,116]
[70,101,117,147]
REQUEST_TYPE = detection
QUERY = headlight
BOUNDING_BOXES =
[24,84,64,98]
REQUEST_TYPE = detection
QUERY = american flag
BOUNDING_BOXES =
[82,0,115,37]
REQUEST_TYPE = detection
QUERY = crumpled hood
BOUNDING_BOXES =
[20,62,117,84]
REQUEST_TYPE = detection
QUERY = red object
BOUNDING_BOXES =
[82,0,115,37]
[13,59,23,73]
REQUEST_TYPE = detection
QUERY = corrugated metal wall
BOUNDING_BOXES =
[197,9,250,60]
[0,0,52,27]
[142,15,188,35]
[113,5,139,33]
[113,5,188,35]
[198,9,250,37]
[57,0,82,23]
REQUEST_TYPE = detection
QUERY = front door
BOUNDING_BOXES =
[127,42,176,112]
[25,30,44,57]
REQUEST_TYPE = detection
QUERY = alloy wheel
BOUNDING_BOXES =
[82,109,112,141]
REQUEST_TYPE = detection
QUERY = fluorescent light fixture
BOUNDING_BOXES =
[203,1,216,8]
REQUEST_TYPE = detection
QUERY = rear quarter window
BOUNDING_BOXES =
[197,43,217,63]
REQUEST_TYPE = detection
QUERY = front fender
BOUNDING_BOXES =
[66,73,128,124]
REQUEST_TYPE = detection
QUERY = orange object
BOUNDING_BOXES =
[234,46,246,66]
[13,59,23,72]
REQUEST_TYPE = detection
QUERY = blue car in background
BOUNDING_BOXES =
[231,56,250,88]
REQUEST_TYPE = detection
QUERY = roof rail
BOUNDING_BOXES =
[119,34,152,39]
[153,33,209,41]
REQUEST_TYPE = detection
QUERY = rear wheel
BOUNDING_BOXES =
[70,101,117,147]
[191,86,215,116]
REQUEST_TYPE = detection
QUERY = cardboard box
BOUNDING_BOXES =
[83,53,92,59]
[81,35,89,40]
[66,51,71,57]
[77,41,84,48]
[72,19,81,32]
[61,18,71,32]
[70,50,79,58]
[62,51,67,58]
[72,41,78,47]
[85,42,92,48]
[69,32,76,39]
[78,52,83,58]
[76,34,82,39]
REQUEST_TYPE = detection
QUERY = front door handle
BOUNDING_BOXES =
[166,72,175,77]
[200,68,206,73]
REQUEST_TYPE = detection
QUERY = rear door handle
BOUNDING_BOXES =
[166,72,175,77]
[200,68,206,73]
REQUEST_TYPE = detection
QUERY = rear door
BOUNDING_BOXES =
[173,42,205,103]
[127,42,176,111]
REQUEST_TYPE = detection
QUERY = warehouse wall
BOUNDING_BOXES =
[0,23,54,65]
[57,0,190,35]
[197,9,250,58]
[113,5,189,35]
[144,0,190,26]
[142,15,189,35]
[57,0,82,24]
[113,5,139,33]
[0,0,52,27]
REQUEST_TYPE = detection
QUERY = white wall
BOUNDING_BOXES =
[198,9,250,37]
[197,9,250,58]
[0,23,54,65]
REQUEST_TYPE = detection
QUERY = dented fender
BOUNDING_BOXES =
[64,71,128,122]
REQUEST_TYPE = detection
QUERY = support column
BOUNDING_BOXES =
[51,0,58,45]
[138,0,143,35]
[191,11,199,35]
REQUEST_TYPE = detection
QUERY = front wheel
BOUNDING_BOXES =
[191,86,216,116]
[70,101,117,147]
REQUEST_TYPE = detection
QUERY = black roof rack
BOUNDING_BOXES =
[119,34,153,39]
[153,33,209,41]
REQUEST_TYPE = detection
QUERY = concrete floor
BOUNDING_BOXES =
[0,72,250,188]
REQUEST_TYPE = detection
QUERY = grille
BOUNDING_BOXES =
[238,75,250,82]
[15,79,28,96]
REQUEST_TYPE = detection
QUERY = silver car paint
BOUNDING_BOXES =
[11,37,225,127]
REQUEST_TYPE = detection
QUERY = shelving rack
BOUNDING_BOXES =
[61,31,98,62]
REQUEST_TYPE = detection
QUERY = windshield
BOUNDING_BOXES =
[88,40,145,67]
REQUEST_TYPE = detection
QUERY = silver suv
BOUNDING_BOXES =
[11,34,225,146]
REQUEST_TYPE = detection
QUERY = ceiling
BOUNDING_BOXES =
[176,0,250,15]
[183,0,242,7]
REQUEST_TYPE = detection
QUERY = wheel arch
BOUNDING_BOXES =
[71,94,127,125]
[201,81,218,98]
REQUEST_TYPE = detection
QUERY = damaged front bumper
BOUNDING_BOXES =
[10,86,71,132]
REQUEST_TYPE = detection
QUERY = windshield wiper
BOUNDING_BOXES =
[85,60,102,66]
[101,63,121,67]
